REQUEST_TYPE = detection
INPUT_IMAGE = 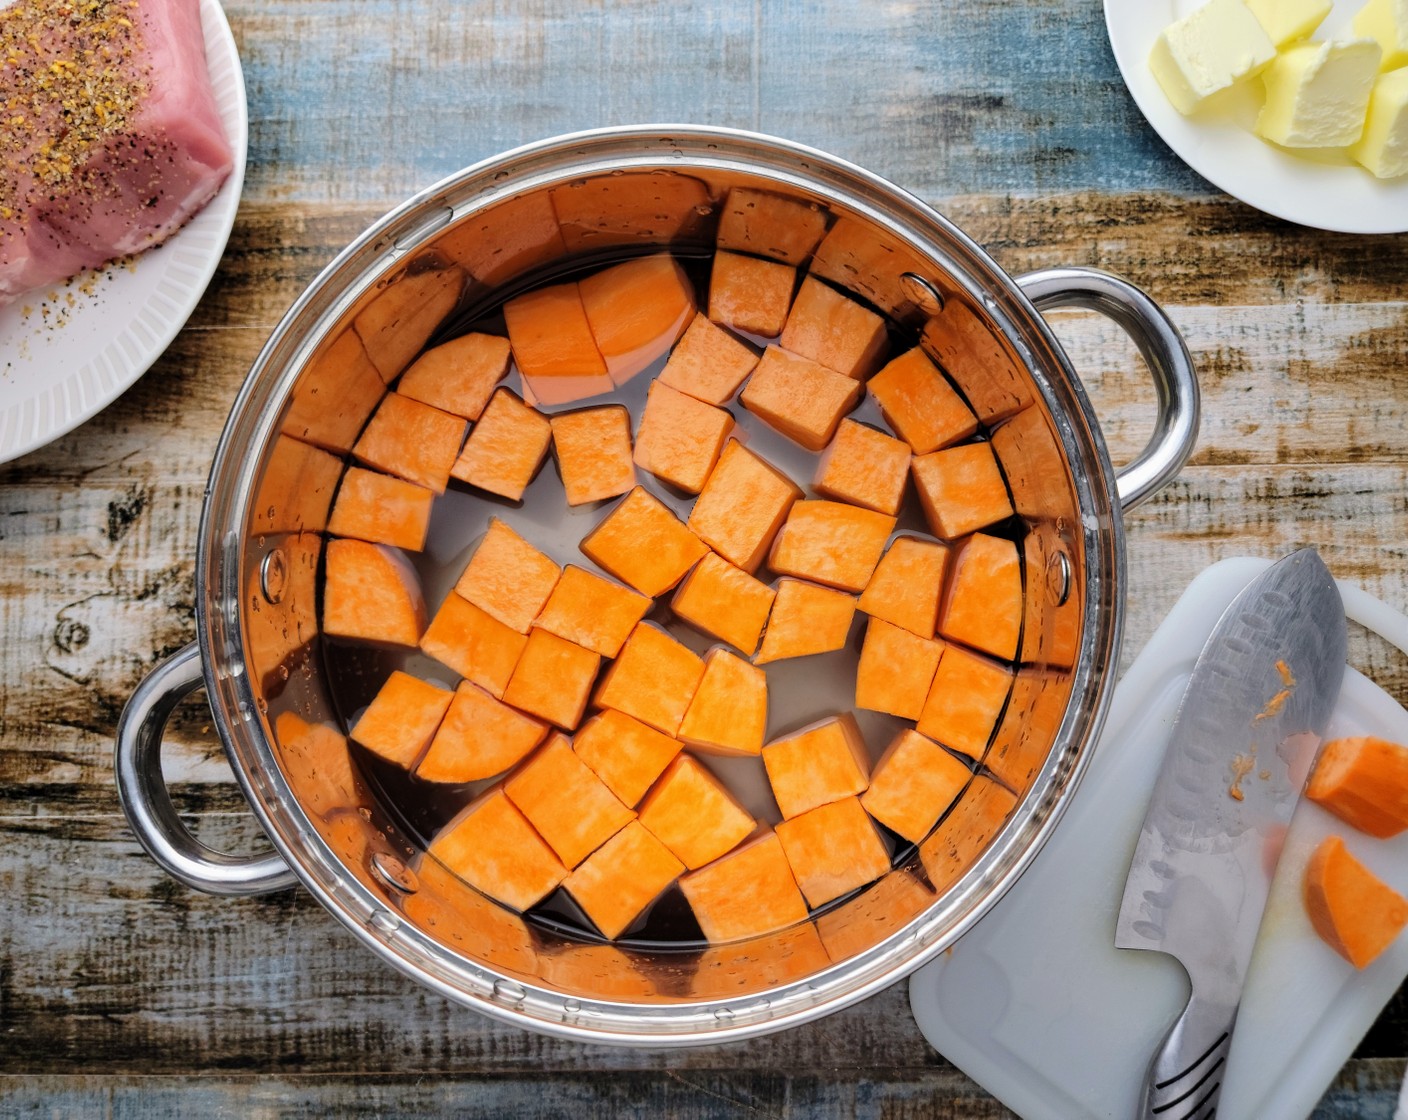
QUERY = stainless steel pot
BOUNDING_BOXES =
[115,126,1199,1045]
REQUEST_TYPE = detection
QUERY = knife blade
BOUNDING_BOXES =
[1115,547,1347,1120]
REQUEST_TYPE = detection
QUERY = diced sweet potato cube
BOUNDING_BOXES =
[740,347,862,451]
[563,820,685,939]
[939,533,1023,662]
[632,381,734,495]
[397,332,511,421]
[502,628,602,731]
[502,281,612,405]
[707,250,796,337]
[868,347,978,454]
[671,552,776,656]
[323,538,426,647]
[350,670,450,767]
[354,266,465,383]
[1308,736,1408,839]
[549,405,636,506]
[638,755,755,869]
[769,499,896,593]
[426,787,566,912]
[855,618,943,720]
[918,775,1017,894]
[763,714,870,820]
[775,796,891,909]
[779,276,888,380]
[858,536,948,639]
[579,253,696,385]
[453,519,561,634]
[504,733,635,869]
[594,622,706,736]
[861,729,971,843]
[580,486,708,597]
[814,419,911,516]
[715,187,829,266]
[450,388,552,501]
[678,831,810,942]
[917,643,1014,759]
[754,578,857,665]
[418,592,528,699]
[416,681,548,783]
[1303,835,1408,969]
[657,312,759,406]
[816,870,936,963]
[533,565,652,658]
[688,440,802,573]
[327,467,434,552]
[574,709,684,807]
[678,649,768,757]
[912,442,1014,540]
[353,392,467,494]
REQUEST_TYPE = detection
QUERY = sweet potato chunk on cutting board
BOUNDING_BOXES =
[657,312,760,406]
[350,670,451,767]
[688,440,802,574]
[754,578,856,665]
[418,592,528,699]
[679,831,810,942]
[638,755,756,870]
[939,533,1023,662]
[534,565,652,658]
[417,681,548,783]
[353,392,467,494]
[671,552,776,656]
[763,715,870,820]
[779,276,888,380]
[708,250,796,337]
[917,644,1013,759]
[549,405,636,506]
[814,419,912,516]
[769,500,896,593]
[594,622,706,736]
[579,254,696,385]
[868,347,978,455]
[912,441,1014,540]
[453,519,561,634]
[450,388,552,501]
[678,649,768,757]
[775,796,890,909]
[504,733,635,869]
[427,787,566,912]
[563,820,685,939]
[502,629,602,731]
[1307,736,1408,838]
[633,381,734,494]
[855,618,943,720]
[398,332,511,421]
[858,536,948,639]
[715,187,830,266]
[502,280,612,405]
[327,467,434,552]
[574,709,684,807]
[323,538,426,647]
[861,729,971,843]
[1304,836,1408,968]
[580,486,708,597]
[740,347,862,451]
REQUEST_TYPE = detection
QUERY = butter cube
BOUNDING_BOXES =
[1353,0,1408,71]
[1246,0,1332,47]
[1256,39,1383,147]
[1149,0,1277,115]
[1349,68,1408,178]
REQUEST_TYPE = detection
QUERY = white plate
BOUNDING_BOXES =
[1105,0,1408,234]
[0,0,248,464]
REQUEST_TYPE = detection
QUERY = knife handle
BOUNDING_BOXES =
[1136,988,1237,1120]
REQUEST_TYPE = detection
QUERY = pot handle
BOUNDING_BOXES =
[1016,266,1200,513]
[115,641,297,896]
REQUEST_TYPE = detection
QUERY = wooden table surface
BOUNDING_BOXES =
[3,1,1408,1116]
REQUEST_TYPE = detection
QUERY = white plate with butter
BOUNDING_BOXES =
[1105,0,1408,234]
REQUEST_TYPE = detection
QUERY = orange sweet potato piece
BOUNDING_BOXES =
[574,709,684,807]
[450,388,552,501]
[504,733,635,869]
[638,755,756,870]
[579,253,696,385]
[594,622,706,737]
[861,729,972,843]
[671,552,776,656]
[708,250,796,337]
[533,565,652,658]
[912,441,1015,540]
[868,346,978,454]
[350,670,451,767]
[580,486,708,597]
[453,519,561,634]
[397,332,511,421]
[779,276,888,380]
[1304,836,1408,968]
[858,536,948,639]
[917,643,1014,759]
[855,618,943,720]
[327,467,434,552]
[763,714,870,820]
[918,775,1017,894]
[939,532,1023,662]
[1308,737,1408,839]
[323,538,426,647]
[754,578,856,665]
[688,440,802,574]
[502,280,613,405]
[814,419,912,516]
[740,346,862,451]
[426,787,566,912]
[678,648,768,757]
[657,312,759,406]
[632,381,734,494]
[353,392,467,494]
[353,266,465,383]
[416,681,548,783]
[563,820,685,939]
[549,405,636,506]
[501,628,602,731]
[775,796,891,909]
[418,591,528,699]
[678,831,810,942]
[715,187,829,266]
[769,499,896,593]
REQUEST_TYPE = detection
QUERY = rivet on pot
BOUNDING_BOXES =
[370,851,419,895]
[493,979,528,1005]
[260,549,287,605]
[900,272,945,316]
[1046,549,1073,608]
[368,908,400,935]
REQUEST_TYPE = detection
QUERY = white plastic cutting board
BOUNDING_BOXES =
[910,557,1408,1120]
